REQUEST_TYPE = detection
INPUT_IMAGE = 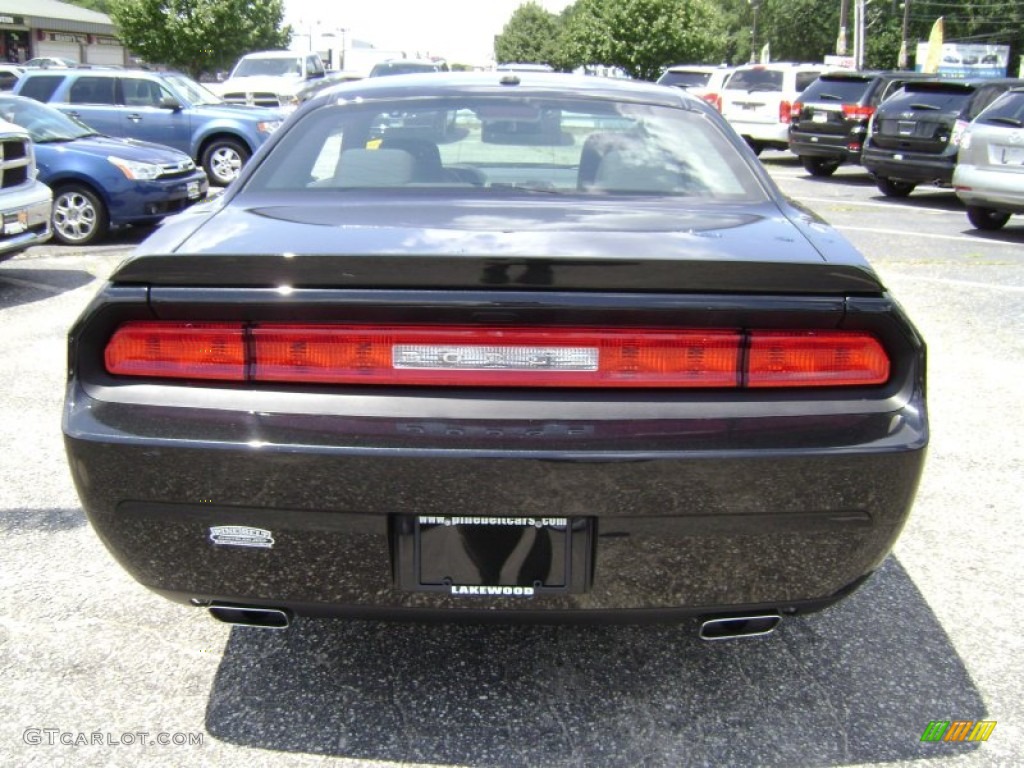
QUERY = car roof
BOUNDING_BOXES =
[305,71,693,108]
[19,68,183,80]
[239,50,303,59]
[663,64,732,72]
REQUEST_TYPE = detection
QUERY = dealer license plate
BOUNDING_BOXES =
[395,515,591,596]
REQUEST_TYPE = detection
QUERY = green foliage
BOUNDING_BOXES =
[109,0,292,79]
[562,0,727,81]
[494,2,562,68]
[501,0,1022,76]
[61,0,115,13]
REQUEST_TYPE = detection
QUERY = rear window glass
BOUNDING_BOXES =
[246,96,767,202]
[880,84,973,115]
[726,69,784,92]
[657,71,712,89]
[17,75,64,103]
[799,76,873,103]
[975,90,1024,125]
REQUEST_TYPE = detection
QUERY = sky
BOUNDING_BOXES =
[284,0,574,66]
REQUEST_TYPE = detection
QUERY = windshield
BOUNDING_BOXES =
[370,62,440,77]
[657,71,712,89]
[233,58,303,78]
[881,85,973,115]
[0,97,96,142]
[975,90,1024,126]
[799,76,872,103]
[246,95,767,202]
[161,73,223,106]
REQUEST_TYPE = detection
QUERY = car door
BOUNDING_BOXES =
[61,75,122,136]
[117,76,191,153]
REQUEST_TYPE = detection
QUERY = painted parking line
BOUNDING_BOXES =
[835,225,990,244]
[793,195,964,216]
[0,274,70,294]
[887,275,1024,293]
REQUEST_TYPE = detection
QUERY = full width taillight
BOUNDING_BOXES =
[104,323,890,389]
[841,103,875,121]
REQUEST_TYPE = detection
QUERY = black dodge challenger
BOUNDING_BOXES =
[63,73,927,638]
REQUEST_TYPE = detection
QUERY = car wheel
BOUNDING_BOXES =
[966,206,1010,231]
[876,177,916,198]
[202,137,250,186]
[801,157,840,177]
[52,185,109,246]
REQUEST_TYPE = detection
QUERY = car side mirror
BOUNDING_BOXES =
[160,96,183,111]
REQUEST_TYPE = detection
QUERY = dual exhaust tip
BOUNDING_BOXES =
[208,604,291,629]
[699,613,781,640]
[207,604,780,639]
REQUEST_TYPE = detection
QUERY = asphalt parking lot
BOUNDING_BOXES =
[1,155,1022,768]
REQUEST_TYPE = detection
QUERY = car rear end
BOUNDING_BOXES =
[862,80,976,190]
[62,79,927,627]
[789,73,881,173]
[721,64,822,153]
[954,87,1024,229]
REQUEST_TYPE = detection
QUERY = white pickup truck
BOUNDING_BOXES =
[211,50,328,110]
[0,117,51,261]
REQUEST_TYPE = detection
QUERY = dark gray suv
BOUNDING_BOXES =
[861,77,1024,197]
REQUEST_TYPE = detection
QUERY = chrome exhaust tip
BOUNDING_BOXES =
[699,613,781,640]
[208,604,291,629]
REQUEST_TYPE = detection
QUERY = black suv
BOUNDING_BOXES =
[861,77,1024,197]
[789,70,935,176]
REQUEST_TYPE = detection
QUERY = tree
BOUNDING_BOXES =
[62,0,115,13]
[560,0,727,81]
[494,2,562,67]
[109,0,292,79]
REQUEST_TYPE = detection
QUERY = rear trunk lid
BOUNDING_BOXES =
[114,198,884,295]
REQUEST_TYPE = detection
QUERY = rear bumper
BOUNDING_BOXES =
[726,119,790,147]
[64,380,928,618]
[861,145,956,184]
[954,164,1024,213]
[789,131,863,163]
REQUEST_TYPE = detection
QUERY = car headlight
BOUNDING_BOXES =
[107,156,163,180]
[257,120,283,134]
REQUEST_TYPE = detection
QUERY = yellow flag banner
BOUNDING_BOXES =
[922,16,944,73]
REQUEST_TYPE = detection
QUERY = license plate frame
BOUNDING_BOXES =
[394,515,592,596]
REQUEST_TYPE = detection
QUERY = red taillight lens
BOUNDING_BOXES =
[105,322,246,380]
[790,101,803,120]
[747,331,889,388]
[841,103,875,121]
[103,323,891,389]
[703,92,723,112]
[780,100,792,124]
[251,326,742,387]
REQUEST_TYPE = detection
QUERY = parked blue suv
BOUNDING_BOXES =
[14,69,285,185]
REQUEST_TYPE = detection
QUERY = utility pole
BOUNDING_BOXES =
[837,0,850,56]
[853,0,866,70]
[898,0,912,69]
[748,0,763,64]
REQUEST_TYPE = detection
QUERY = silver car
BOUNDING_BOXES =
[954,87,1024,230]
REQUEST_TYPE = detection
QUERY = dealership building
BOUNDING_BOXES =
[0,0,124,67]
